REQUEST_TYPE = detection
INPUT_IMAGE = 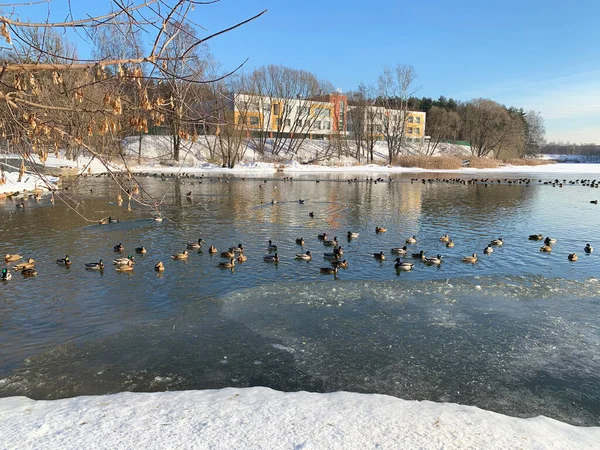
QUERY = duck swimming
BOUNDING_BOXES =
[4,254,22,262]
[267,240,278,251]
[296,237,305,246]
[114,243,125,252]
[490,238,503,246]
[208,245,218,254]
[295,251,312,261]
[347,231,359,239]
[85,260,105,270]
[263,253,279,262]
[135,246,147,254]
[172,250,189,260]
[373,251,386,261]
[187,239,204,249]
[391,246,408,255]
[1,268,12,280]
[539,245,552,253]
[568,253,578,261]
[154,261,165,271]
[13,259,35,271]
[320,266,338,275]
[405,236,417,244]
[394,258,414,271]
[439,234,450,243]
[218,258,235,269]
[56,255,72,266]
[411,250,426,260]
[331,259,348,269]
[375,227,387,234]
[529,234,543,241]
[113,255,134,265]
[463,253,478,263]
[21,267,37,277]
[585,243,593,253]
[425,254,443,265]
[446,240,455,248]
[483,245,493,255]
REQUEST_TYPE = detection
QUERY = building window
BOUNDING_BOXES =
[285,119,291,127]
[414,127,420,135]
[324,121,331,130]
[250,116,259,126]
[299,106,309,116]
[276,118,282,128]
[315,108,330,118]
[273,104,280,116]
[237,115,245,125]
[296,119,303,127]
[408,116,414,123]
[315,121,321,130]
[415,116,421,124]
[407,127,413,134]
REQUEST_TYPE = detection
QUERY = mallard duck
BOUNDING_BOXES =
[296,237,305,246]
[208,245,218,254]
[153,216,163,222]
[234,244,244,253]
[490,238,503,246]
[218,258,235,269]
[1,268,12,280]
[333,246,344,256]
[568,253,578,261]
[425,254,443,265]
[483,245,493,255]
[135,246,147,254]
[4,254,22,262]
[237,253,247,263]
[295,251,312,261]
[323,251,340,260]
[114,243,125,252]
[154,261,165,272]
[446,240,455,248]
[323,237,339,247]
[463,253,478,263]
[331,259,348,269]
[395,258,414,271]
[544,237,557,246]
[267,240,278,251]
[540,245,552,253]
[56,255,72,266]
[317,233,328,240]
[15,202,25,209]
[113,255,134,265]
[172,250,189,260]
[585,243,593,253]
[13,259,35,271]
[375,227,387,234]
[109,217,119,223]
[85,260,105,270]
[373,251,386,261]
[391,246,408,255]
[116,261,134,272]
[347,231,359,239]
[320,266,338,275]
[187,239,204,249]
[220,249,235,258]
[99,217,111,225]
[405,236,417,244]
[263,253,279,262]
[529,234,543,241]
[439,234,450,243]
[21,268,37,277]
[411,250,425,260]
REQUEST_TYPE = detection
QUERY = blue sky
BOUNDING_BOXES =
[14,0,600,143]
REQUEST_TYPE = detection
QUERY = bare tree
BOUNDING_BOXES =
[524,110,546,156]
[348,83,381,163]
[463,99,518,158]
[422,106,461,156]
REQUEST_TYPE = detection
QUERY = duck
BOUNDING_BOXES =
[4,254,23,262]
[15,202,25,209]
[446,240,455,248]
[394,258,414,271]
[187,238,204,249]
[373,251,386,261]
[391,246,408,255]
[153,216,163,222]
[585,243,593,253]
[323,251,341,260]
[463,253,478,263]
[21,267,37,277]
[539,245,552,253]
[267,240,278,251]
[85,260,105,270]
[490,238,504,246]
[296,237,305,246]
[113,243,125,252]
[220,248,235,259]
[98,217,111,225]
[56,255,72,266]
[172,250,189,260]
[544,237,557,246]
[323,237,339,247]
[411,250,426,260]
[347,231,359,239]
[116,261,134,272]
[218,258,236,269]
[113,255,134,265]
[1,268,12,280]
[135,246,147,254]
[208,245,218,254]
[263,253,279,262]
[237,253,247,263]
[317,232,328,240]
[295,251,312,261]
[529,234,543,241]
[425,254,443,265]
[568,253,578,261]
[333,246,344,256]
[298,199,306,204]
[309,212,315,218]
[331,259,348,269]
[439,234,450,243]
[234,244,244,253]
[483,245,493,255]
[154,261,165,272]
[375,227,387,234]
[13,259,35,271]
[405,236,417,244]
[320,266,338,275]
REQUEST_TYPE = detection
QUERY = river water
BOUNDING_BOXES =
[1,170,599,425]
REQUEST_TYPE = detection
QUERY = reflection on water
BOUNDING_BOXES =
[1,172,600,425]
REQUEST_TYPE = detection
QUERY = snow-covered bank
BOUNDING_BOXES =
[0,388,598,450]
[0,171,58,196]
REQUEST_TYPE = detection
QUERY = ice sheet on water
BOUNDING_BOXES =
[1,275,600,425]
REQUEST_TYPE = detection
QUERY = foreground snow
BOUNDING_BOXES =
[0,388,598,450]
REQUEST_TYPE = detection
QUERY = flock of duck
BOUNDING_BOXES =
[2,226,593,281]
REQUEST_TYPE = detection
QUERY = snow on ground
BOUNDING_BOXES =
[1,387,598,450]
[0,171,58,196]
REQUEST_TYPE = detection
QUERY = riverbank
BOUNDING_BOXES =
[1,387,598,449]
